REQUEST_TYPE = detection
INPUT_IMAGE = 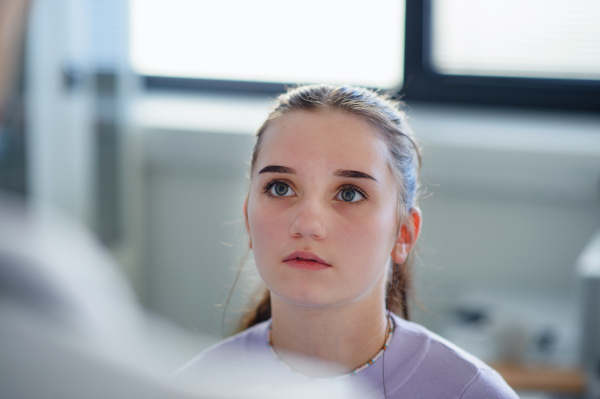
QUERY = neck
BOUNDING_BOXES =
[269,292,389,377]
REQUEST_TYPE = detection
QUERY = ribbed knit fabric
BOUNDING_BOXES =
[170,313,518,399]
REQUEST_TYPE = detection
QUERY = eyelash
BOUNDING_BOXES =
[262,179,369,204]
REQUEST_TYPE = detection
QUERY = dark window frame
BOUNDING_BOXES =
[144,75,288,95]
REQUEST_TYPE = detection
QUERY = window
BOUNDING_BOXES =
[130,0,600,111]
[403,0,600,111]
[430,0,600,81]
[130,0,405,92]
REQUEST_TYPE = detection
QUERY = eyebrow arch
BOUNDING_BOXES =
[258,165,296,174]
[334,169,378,182]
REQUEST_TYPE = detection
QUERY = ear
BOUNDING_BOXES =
[391,207,422,264]
[243,197,252,249]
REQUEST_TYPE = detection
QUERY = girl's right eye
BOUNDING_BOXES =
[267,182,295,197]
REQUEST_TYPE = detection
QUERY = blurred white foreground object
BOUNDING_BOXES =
[0,192,198,398]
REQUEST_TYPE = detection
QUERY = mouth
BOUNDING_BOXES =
[283,250,331,270]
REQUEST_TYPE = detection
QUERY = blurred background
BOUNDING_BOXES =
[2,0,600,397]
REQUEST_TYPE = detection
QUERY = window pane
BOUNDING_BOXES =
[431,0,600,80]
[130,0,405,89]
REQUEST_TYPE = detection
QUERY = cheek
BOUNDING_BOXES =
[329,214,395,302]
[333,207,397,288]
[248,202,287,258]
[337,206,396,256]
[247,202,297,295]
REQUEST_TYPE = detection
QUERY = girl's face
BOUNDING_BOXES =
[245,110,400,308]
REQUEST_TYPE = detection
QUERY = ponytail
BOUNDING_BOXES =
[240,288,272,330]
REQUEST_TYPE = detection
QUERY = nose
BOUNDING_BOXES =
[289,195,328,240]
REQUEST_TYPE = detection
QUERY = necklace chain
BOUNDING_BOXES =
[267,317,395,379]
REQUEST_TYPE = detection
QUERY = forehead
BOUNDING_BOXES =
[256,110,391,178]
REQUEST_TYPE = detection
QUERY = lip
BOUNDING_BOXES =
[283,250,331,270]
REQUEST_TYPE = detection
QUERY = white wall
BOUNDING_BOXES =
[142,129,257,336]
[411,104,600,301]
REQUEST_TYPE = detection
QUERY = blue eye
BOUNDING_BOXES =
[269,182,295,197]
[336,188,364,203]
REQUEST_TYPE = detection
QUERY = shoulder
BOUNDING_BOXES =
[170,320,272,380]
[393,314,490,369]
[385,314,518,398]
[458,367,520,399]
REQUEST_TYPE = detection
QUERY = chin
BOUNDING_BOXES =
[270,284,357,309]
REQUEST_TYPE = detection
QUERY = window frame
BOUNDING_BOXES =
[144,76,288,95]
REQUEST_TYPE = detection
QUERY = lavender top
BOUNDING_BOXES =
[171,313,518,399]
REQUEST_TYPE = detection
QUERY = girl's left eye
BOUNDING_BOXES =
[335,187,365,203]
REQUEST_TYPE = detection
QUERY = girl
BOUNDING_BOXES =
[172,84,518,399]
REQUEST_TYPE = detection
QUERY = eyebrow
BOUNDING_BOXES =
[258,165,296,174]
[334,169,378,182]
[258,165,377,182]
